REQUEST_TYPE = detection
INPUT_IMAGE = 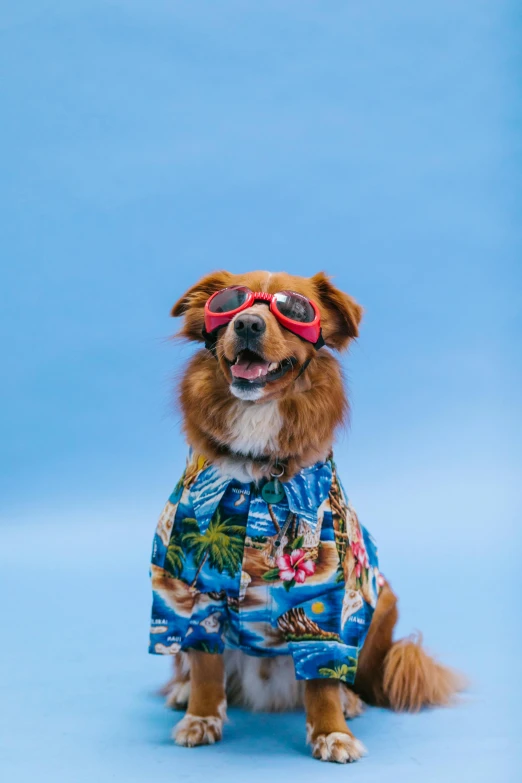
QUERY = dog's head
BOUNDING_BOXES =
[172,271,362,402]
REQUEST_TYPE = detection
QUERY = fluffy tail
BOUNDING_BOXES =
[355,582,466,712]
[383,633,466,712]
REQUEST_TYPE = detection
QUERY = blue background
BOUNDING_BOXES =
[1,1,520,781]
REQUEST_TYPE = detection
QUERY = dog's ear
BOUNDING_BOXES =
[171,270,234,316]
[311,272,363,351]
[171,270,234,341]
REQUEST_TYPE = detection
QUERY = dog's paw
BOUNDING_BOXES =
[340,687,365,719]
[165,680,191,710]
[309,730,367,763]
[173,713,223,747]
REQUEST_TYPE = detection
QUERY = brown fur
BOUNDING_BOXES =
[184,650,225,717]
[163,270,464,759]
[353,580,464,711]
[174,270,361,479]
[172,651,226,747]
[382,635,465,712]
[179,349,348,479]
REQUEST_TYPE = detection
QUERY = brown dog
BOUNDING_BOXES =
[155,270,463,763]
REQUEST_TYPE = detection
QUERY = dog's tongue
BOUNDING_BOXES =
[231,354,271,380]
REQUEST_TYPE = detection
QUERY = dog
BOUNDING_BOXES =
[150,270,463,763]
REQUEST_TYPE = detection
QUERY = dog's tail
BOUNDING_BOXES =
[382,633,465,712]
[354,581,466,712]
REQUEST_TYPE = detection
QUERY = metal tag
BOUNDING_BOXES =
[261,478,285,504]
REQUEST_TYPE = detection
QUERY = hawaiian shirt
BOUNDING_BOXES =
[149,453,381,683]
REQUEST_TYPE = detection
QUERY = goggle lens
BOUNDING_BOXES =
[208,286,251,314]
[204,286,322,349]
[273,291,316,323]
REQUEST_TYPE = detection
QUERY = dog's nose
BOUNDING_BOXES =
[234,313,266,339]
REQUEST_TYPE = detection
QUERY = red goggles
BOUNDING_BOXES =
[204,286,324,349]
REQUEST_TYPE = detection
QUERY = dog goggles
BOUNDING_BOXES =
[204,286,325,349]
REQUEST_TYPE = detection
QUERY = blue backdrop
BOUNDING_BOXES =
[1,2,520,781]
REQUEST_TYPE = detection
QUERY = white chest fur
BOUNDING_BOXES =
[227,400,282,458]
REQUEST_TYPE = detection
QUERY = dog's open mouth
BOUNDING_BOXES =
[228,349,295,385]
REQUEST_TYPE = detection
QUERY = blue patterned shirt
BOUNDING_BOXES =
[149,453,380,683]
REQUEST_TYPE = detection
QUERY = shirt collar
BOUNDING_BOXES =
[189,458,333,531]
[282,461,333,527]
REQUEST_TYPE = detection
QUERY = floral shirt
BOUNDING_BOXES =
[149,453,381,683]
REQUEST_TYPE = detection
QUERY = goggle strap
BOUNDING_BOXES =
[313,331,325,350]
[294,356,312,380]
[202,328,218,356]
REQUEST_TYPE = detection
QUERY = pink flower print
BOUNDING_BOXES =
[276,549,316,583]
[351,538,369,579]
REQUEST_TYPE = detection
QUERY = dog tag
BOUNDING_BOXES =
[262,478,285,504]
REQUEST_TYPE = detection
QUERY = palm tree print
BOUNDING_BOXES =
[318,657,358,681]
[181,511,246,588]
[165,534,185,577]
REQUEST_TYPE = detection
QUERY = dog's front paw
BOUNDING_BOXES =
[340,687,365,719]
[173,713,223,747]
[309,730,367,763]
